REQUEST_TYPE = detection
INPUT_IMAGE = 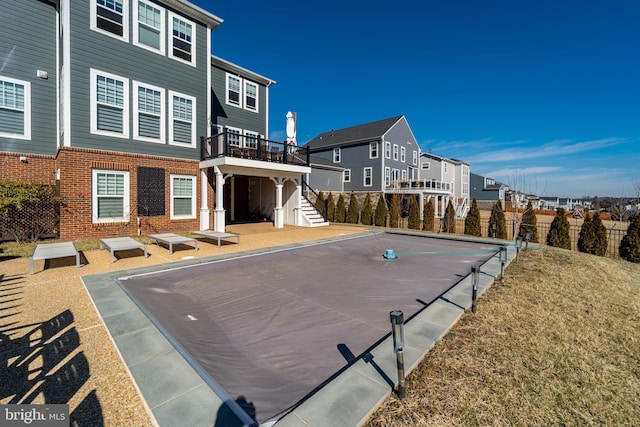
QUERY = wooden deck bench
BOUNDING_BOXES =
[148,233,198,254]
[190,230,240,247]
[100,237,148,263]
[30,242,80,274]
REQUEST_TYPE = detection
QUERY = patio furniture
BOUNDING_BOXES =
[30,242,80,274]
[148,233,198,254]
[100,237,148,263]
[190,230,240,248]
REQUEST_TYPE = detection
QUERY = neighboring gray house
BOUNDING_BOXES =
[419,152,471,217]
[470,173,508,209]
[306,116,420,192]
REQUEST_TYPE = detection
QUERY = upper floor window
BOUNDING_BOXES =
[421,161,430,170]
[169,12,196,66]
[393,144,398,161]
[134,1,165,54]
[364,167,372,187]
[226,127,241,147]
[226,75,241,107]
[0,77,30,139]
[133,81,165,142]
[344,169,351,183]
[92,0,129,41]
[369,141,378,159]
[412,150,418,165]
[385,167,390,186]
[169,91,196,146]
[444,163,448,173]
[91,69,129,138]
[463,165,470,176]
[244,130,258,149]
[400,146,406,163]
[385,141,391,159]
[244,81,258,112]
[462,182,469,195]
[333,147,341,163]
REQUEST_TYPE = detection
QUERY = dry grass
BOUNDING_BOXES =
[365,248,640,426]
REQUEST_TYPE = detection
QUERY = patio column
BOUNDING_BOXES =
[294,177,302,226]
[199,168,210,230]
[418,192,424,220]
[213,166,226,233]
[270,177,284,228]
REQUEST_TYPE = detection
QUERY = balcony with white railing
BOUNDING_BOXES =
[385,179,453,193]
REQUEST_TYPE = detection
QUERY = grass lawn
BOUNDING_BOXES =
[365,248,640,426]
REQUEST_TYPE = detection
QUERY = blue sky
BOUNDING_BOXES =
[194,0,639,198]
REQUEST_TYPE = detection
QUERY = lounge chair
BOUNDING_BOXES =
[30,241,80,274]
[190,230,240,247]
[148,233,198,254]
[100,237,148,263]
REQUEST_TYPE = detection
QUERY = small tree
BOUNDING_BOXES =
[423,198,435,232]
[592,212,608,256]
[577,213,596,254]
[315,191,325,218]
[619,212,640,263]
[360,193,373,225]
[374,193,387,227]
[464,197,481,236]
[407,196,421,230]
[346,193,360,224]
[442,199,456,233]
[335,194,346,223]
[518,200,539,243]
[547,207,572,249]
[489,200,507,239]
[326,193,335,222]
[389,194,401,228]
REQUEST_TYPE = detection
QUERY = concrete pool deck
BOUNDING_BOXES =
[81,228,518,427]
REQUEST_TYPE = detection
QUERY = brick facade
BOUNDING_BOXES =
[1,148,215,241]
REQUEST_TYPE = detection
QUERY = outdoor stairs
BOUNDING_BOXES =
[300,197,329,227]
[455,198,470,218]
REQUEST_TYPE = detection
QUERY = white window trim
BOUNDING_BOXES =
[402,170,407,181]
[170,174,197,220]
[168,90,196,147]
[226,126,242,147]
[0,76,31,140]
[385,141,391,159]
[133,0,165,55]
[244,80,259,113]
[344,169,351,183]
[90,68,130,139]
[385,167,390,186]
[369,141,378,159]
[363,167,373,187]
[244,130,259,149]
[400,146,406,163]
[393,144,399,161]
[225,73,242,108]
[168,11,196,67]
[92,169,130,223]
[90,0,129,42]
[333,147,341,163]
[412,150,418,165]
[133,80,165,143]
[421,161,430,170]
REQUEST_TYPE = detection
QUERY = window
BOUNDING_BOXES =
[463,165,470,176]
[412,151,418,165]
[226,74,241,107]
[400,146,406,163]
[92,169,130,223]
[462,182,469,195]
[134,1,164,53]
[244,81,258,112]
[421,161,430,170]
[344,169,351,183]
[169,12,196,65]
[133,81,164,142]
[226,127,241,147]
[244,130,258,149]
[369,141,378,159]
[385,141,391,158]
[444,163,448,173]
[92,0,129,41]
[385,167,390,186]
[393,144,398,161]
[401,170,407,181]
[171,175,196,219]
[333,147,341,163]
[91,69,129,138]
[0,77,30,139]
[364,167,372,187]
[169,91,196,146]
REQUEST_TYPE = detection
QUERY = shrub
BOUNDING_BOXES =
[592,212,608,256]
[407,197,421,230]
[442,199,456,233]
[489,200,507,239]
[326,193,335,222]
[347,193,360,224]
[315,191,325,217]
[577,213,595,254]
[547,208,571,249]
[360,193,373,225]
[620,213,640,263]
[0,179,62,243]
[464,197,481,236]
[423,198,435,232]
[335,194,346,223]
[518,200,539,242]
[374,193,387,227]
[389,194,401,228]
